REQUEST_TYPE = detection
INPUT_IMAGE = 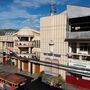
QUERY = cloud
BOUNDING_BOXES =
[0,6,40,20]
[0,5,40,29]
[14,0,50,8]
[13,0,68,8]
[0,0,70,29]
[0,20,18,29]
[0,17,40,29]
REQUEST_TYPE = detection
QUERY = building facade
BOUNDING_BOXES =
[40,12,68,79]
[15,27,40,73]
[40,5,90,89]
[0,29,18,64]
[66,5,90,89]
[0,27,40,74]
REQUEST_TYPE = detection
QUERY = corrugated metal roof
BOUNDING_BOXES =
[0,72,26,85]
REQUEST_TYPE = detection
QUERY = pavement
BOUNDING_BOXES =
[0,64,31,76]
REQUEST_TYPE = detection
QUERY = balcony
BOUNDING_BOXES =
[15,41,35,47]
[17,35,34,38]
[66,31,90,40]
[68,58,90,70]
[18,53,35,58]
[67,52,90,69]
[68,52,90,60]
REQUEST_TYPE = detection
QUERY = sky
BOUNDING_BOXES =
[0,0,90,30]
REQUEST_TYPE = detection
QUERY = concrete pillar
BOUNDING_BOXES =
[69,25,71,32]
[77,43,80,53]
[68,43,72,58]
[29,37,31,41]
[18,60,20,69]
[28,62,31,72]
[40,65,42,72]
[33,64,35,74]
[22,62,24,70]
[5,42,7,47]
[29,48,31,54]
[16,59,18,67]
[79,55,82,60]
[69,43,72,54]
[14,60,16,66]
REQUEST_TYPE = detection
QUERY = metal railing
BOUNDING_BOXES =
[5,50,90,77]
[66,31,90,39]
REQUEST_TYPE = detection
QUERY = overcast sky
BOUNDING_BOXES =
[0,0,90,30]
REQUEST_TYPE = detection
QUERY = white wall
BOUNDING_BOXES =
[40,13,68,79]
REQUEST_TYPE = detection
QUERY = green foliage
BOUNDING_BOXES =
[50,74,64,84]
[3,52,6,56]
[39,71,45,78]
[0,62,2,64]
[7,58,11,65]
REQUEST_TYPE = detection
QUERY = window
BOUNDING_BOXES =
[80,43,89,51]
[2,42,5,46]
[38,40,40,48]
[36,40,38,48]
[34,40,36,47]
[7,42,14,47]
[37,40,40,48]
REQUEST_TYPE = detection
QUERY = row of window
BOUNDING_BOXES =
[44,53,61,57]
[69,55,90,61]
[80,43,90,51]
[34,40,40,48]
[70,43,90,51]
[3,42,14,47]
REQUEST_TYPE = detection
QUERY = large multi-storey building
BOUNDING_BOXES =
[40,12,68,79]
[66,5,90,89]
[40,5,90,89]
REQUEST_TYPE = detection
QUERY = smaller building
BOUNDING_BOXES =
[0,29,18,63]
[15,27,40,74]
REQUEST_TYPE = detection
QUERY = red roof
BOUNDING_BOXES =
[0,72,26,85]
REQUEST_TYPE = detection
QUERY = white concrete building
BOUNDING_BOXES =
[40,12,68,79]
[15,27,40,73]
[0,30,18,63]
[66,5,90,89]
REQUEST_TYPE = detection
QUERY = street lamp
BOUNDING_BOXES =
[49,40,54,53]
[49,40,54,74]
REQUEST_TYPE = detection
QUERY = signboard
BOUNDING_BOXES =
[68,59,90,69]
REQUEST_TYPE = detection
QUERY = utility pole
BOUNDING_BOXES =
[50,0,57,16]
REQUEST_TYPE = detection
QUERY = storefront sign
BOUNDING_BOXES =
[68,59,90,69]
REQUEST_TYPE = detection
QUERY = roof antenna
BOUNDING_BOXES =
[50,0,57,16]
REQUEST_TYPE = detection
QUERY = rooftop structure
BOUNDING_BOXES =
[50,0,57,15]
